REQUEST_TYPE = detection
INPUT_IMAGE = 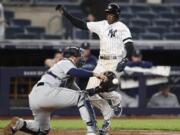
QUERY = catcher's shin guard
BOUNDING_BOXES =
[78,94,97,133]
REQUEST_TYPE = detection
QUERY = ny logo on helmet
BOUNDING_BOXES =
[108,29,117,38]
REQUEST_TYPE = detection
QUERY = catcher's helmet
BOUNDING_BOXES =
[63,47,83,58]
[105,3,121,16]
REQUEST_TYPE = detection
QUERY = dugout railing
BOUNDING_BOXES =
[1,40,180,50]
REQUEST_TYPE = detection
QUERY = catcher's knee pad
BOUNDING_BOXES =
[77,93,85,107]
[78,95,96,122]
[84,100,96,124]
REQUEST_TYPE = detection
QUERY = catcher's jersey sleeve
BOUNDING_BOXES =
[87,20,106,35]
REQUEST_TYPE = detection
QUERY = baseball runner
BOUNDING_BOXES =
[56,3,134,134]
[4,47,109,135]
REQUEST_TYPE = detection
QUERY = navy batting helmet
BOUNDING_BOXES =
[63,47,83,58]
[105,3,121,16]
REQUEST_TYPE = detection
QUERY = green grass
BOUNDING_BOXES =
[1,119,180,131]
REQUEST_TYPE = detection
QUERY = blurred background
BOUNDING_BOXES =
[0,0,180,116]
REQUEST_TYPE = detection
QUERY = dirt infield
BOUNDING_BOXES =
[1,129,180,135]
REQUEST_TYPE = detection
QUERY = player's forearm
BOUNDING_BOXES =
[63,11,88,30]
[82,64,96,71]
[125,41,134,59]
[67,68,93,78]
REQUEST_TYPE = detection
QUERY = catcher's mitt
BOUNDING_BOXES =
[86,71,119,96]
[96,71,119,93]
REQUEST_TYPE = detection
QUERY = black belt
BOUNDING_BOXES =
[47,71,61,80]
[100,55,120,60]
[37,82,44,87]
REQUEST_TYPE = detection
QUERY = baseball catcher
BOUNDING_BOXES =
[4,47,108,135]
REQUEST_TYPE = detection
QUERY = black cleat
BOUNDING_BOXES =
[4,117,20,135]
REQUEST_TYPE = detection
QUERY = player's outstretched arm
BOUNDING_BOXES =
[116,41,135,72]
[56,5,88,30]
[67,68,106,81]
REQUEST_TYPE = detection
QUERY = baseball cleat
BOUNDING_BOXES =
[4,117,22,135]
[99,129,110,135]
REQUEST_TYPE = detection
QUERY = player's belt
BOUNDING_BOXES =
[100,55,120,60]
[37,82,44,87]
[47,71,61,80]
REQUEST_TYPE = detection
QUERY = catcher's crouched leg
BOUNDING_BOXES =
[4,117,50,135]
[77,93,98,134]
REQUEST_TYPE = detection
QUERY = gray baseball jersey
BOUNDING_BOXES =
[27,58,96,133]
[39,59,76,87]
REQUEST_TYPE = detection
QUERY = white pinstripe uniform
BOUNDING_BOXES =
[86,20,132,120]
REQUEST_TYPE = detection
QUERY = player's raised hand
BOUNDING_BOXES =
[55,4,65,14]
